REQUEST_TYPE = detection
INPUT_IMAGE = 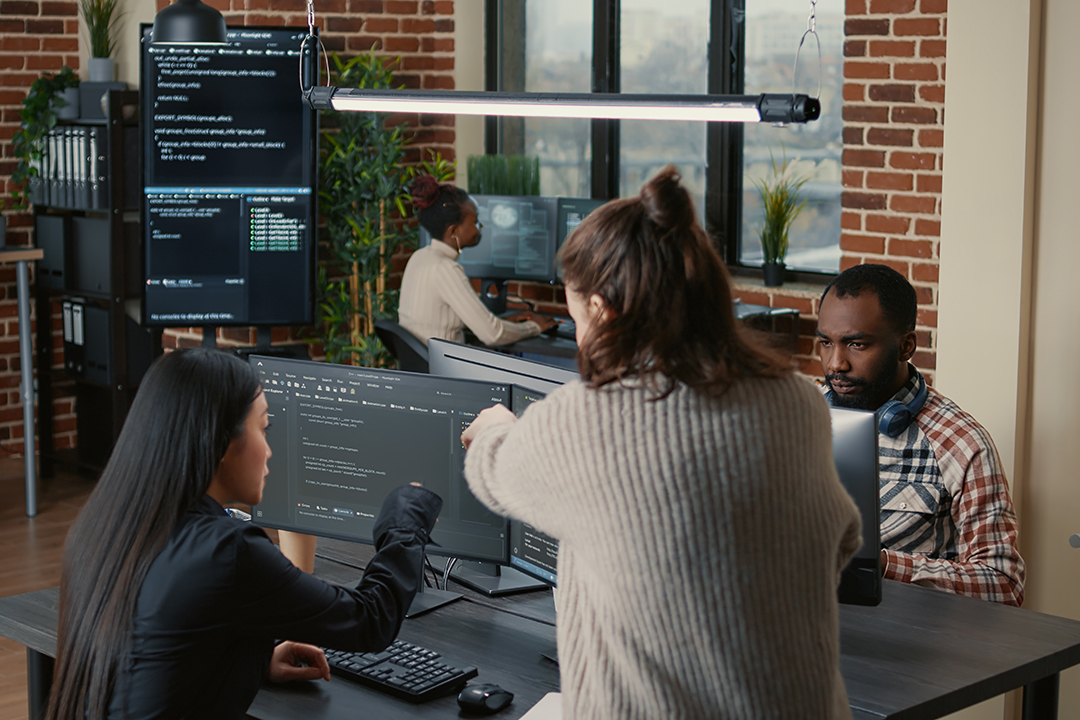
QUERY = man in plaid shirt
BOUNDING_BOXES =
[816,264,1025,606]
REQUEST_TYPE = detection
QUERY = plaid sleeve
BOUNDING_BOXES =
[883,417,1025,606]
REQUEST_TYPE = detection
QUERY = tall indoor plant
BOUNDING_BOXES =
[311,49,453,367]
[753,151,810,287]
[80,0,121,81]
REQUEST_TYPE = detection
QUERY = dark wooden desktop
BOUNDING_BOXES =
[3,539,1080,720]
[501,301,801,362]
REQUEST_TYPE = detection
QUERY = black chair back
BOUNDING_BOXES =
[374,321,429,373]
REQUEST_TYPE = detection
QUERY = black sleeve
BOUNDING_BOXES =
[230,485,442,652]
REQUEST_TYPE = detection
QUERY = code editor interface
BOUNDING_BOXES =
[252,356,512,562]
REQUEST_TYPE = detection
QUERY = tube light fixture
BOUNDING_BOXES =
[302,88,821,125]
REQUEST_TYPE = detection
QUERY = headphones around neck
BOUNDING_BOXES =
[877,372,928,438]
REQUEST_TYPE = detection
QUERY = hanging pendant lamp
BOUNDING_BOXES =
[151,0,227,45]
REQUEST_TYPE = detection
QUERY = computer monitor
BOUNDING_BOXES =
[428,338,579,394]
[419,195,558,283]
[554,197,606,282]
[428,340,578,595]
[140,26,317,327]
[830,407,882,606]
[249,354,523,610]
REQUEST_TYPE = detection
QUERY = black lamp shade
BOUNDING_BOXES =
[151,0,227,45]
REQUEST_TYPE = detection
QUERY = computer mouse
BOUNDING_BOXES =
[457,683,514,715]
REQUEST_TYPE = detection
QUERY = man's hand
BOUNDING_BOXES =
[461,404,517,449]
[268,641,331,683]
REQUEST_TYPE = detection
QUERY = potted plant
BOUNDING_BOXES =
[310,48,454,367]
[467,154,541,195]
[753,150,810,287]
[9,66,80,210]
[80,0,121,82]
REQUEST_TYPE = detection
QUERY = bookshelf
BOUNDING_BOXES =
[33,89,162,473]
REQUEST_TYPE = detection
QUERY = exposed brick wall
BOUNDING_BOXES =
[0,0,81,453]
[0,0,457,454]
[732,0,946,382]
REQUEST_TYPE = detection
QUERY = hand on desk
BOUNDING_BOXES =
[269,641,330,683]
[461,404,517,450]
[505,311,557,333]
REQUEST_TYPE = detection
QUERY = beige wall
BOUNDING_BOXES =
[940,0,1080,717]
[1022,0,1080,712]
[77,0,156,85]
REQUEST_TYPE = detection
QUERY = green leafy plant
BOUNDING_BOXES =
[753,150,811,266]
[310,49,455,367]
[467,154,540,195]
[80,0,121,58]
[9,67,80,211]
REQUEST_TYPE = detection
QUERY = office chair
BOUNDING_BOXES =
[374,320,429,373]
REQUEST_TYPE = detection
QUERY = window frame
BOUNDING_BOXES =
[483,0,837,284]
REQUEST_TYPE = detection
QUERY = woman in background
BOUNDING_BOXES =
[46,349,441,720]
[462,167,861,719]
[398,175,554,346]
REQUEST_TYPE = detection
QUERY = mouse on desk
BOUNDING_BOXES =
[457,683,514,715]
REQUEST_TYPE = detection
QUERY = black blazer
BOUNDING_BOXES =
[106,486,441,720]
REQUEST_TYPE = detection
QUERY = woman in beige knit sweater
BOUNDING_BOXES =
[462,167,862,719]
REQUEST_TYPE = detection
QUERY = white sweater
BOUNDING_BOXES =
[465,373,861,720]
[397,240,540,346]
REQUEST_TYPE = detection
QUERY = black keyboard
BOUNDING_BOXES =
[552,318,576,340]
[324,639,478,703]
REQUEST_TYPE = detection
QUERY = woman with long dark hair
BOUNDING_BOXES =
[47,349,440,720]
[397,175,554,346]
[462,167,862,718]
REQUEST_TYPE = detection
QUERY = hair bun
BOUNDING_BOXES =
[640,165,695,233]
[411,175,441,210]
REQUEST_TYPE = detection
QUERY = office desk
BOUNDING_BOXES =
[4,563,1080,719]
[0,247,44,517]
[499,301,800,364]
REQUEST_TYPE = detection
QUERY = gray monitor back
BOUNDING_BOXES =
[830,407,882,606]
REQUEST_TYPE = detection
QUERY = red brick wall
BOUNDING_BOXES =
[0,0,457,453]
[0,0,81,453]
[731,0,946,382]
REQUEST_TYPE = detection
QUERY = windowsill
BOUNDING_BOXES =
[730,275,827,301]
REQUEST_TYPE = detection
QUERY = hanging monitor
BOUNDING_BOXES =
[140,25,317,326]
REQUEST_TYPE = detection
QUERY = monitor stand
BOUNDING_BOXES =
[449,560,548,597]
[405,553,463,619]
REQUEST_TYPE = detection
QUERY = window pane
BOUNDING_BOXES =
[502,1,592,197]
[742,0,844,273]
[619,0,709,217]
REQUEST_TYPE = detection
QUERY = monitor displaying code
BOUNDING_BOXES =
[251,355,515,563]
[140,26,317,326]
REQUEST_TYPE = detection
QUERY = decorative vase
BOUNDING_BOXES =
[762,262,786,287]
[54,87,80,119]
[88,57,115,82]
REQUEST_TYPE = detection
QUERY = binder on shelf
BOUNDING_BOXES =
[89,127,105,210]
[77,128,90,210]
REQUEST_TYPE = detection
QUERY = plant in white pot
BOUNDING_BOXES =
[753,150,810,287]
[80,0,121,82]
